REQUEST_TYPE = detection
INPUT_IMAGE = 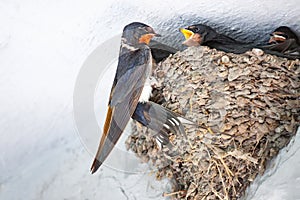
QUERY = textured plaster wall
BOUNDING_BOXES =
[0,0,299,200]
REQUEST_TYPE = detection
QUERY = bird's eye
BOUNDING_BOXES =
[193,27,199,32]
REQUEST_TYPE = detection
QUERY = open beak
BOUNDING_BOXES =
[179,28,200,47]
[180,28,194,40]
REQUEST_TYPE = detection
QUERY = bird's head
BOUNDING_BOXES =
[269,26,299,44]
[180,24,216,47]
[122,22,161,45]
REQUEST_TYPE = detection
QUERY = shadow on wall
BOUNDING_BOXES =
[151,13,300,50]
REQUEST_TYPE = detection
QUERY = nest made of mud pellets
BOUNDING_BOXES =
[126,46,300,200]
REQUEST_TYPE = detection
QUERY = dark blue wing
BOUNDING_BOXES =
[91,45,152,173]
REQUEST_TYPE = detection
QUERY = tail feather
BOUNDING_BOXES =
[90,106,114,173]
[91,159,102,174]
[91,101,132,174]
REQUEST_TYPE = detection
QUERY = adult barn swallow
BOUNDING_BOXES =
[180,24,255,54]
[91,22,187,173]
[260,26,300,59]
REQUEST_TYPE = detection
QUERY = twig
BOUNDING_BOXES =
[163,190,185,197]
[209,182,225,200]
[212,159,229,200]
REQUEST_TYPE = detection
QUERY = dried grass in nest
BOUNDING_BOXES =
[125,46,300,200]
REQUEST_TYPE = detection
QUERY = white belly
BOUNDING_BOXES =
[138,77,152,103]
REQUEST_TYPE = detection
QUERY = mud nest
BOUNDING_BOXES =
[126,46,300,200]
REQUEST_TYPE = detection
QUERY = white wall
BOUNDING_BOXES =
[0,1,299,199]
